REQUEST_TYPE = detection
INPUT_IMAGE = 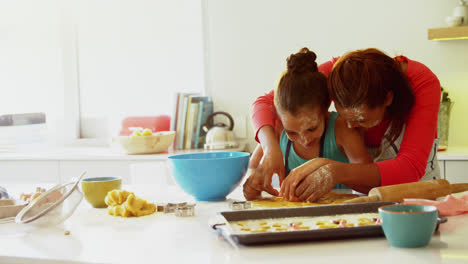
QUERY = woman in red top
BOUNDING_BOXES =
[249,48,441,202]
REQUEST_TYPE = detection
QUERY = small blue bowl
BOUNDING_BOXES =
[167,152,250,201]
[378,204,438,248]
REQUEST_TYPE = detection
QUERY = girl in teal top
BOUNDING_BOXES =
[280,111,349,189]
[280,111,348,169]
[243,48,373,201]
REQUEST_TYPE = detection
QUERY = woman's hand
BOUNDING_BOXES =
[280,158,336,202]
[294,163,337,202]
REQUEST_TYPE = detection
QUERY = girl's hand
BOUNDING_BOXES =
[280,158,335,201]
[258,143,286,190]
[254,125,285,194]
[243,169,263,200]
[242,144,281,200]
[243,164,280,199]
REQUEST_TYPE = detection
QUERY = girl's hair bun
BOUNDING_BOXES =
[286,47,318,74]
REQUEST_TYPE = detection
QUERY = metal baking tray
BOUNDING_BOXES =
[212,202,447,246]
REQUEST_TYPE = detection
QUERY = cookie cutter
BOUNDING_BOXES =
[161,202,182,213]
[230,201,251,210]
[175,204,196,217]
[159,202,187,213]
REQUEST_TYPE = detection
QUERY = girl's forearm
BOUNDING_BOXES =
[257,125,281,153]
[249,145,264,169]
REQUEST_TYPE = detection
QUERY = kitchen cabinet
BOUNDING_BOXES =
[59,161,134,184]
[0,160,170,185]
[445,161,468,183]
[428,25,468,40]
[0,160,59,184]
[59,160,174,185]
[0,148,170,184]
[437,147,468,183]
[3,146,466,185]
[0,146,246,184]
[438,160,445,179]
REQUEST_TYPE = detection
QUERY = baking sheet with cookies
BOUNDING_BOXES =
[212,202,446,245]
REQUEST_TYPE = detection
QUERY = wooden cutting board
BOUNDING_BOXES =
[345,179,468,203]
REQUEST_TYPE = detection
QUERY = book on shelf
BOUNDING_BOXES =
[172,93,213,150]
[173,92,198,150]
[196,99,213,148]
[184,97,199,149]
[189,96,212,149]
[170,93,180,132]
[193,100,204,148]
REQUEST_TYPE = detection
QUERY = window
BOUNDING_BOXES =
[0,1,64,150]
[74,0,205,139]
[1,0,205,149]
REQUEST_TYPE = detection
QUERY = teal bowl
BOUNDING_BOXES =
[378,204,438,248]
[167,152,250,201]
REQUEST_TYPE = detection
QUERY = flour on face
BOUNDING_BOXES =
[366,118,381,128]
[296,114,320,145]
[337,104,385,129]
[298,114,320,131]
[349,107,365,121]
[279,108,323,147]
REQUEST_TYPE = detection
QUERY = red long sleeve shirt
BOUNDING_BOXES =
[251,56,440,186]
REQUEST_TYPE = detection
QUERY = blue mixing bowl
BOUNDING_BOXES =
[167,152,250,201]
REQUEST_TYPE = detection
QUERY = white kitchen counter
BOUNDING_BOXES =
[0,141,248,161]
[1,184,468,264]
[0,144,466,161]
[0,146,247,161]
[437,146,468,161]
[0,144,249,185]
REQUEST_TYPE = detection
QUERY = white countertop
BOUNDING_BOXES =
[437,146,468,161]
[1,144,467,161]
[1,184,468,264]
[0,144,247,161]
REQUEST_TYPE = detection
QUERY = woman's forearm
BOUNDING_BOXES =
[251,90,276,142]
[335,162,381,189]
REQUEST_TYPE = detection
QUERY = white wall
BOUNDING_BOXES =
[0,0,64,146]
[204,0,468,151]
[2,0,467,151]
[1,0,205,146]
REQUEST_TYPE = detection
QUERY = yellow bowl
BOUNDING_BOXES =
[81,177,122,208]
[114,131,176,155]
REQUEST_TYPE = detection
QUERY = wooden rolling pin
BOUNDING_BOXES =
[344,179,468,204]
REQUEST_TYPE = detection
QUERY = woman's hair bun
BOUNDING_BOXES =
[286,47,318,74]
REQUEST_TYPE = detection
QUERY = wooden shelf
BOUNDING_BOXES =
[428,25,468,41]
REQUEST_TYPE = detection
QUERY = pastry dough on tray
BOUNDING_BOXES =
[251,192,359,208]
[230,213,381,234]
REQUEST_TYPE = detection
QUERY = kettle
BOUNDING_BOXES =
[203,111,239,150]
